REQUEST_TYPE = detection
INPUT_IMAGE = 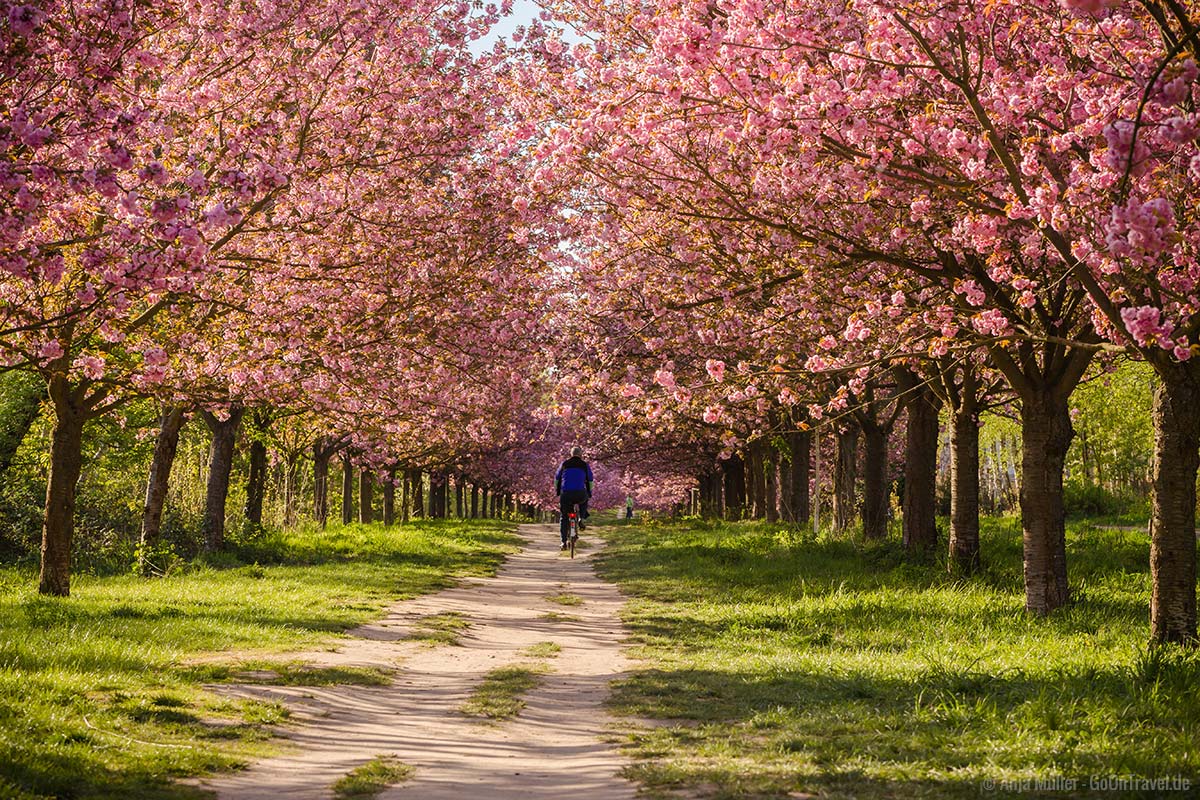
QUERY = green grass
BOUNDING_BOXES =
[409,611,471,646]
[546,592,584,606]
[539,611,580,622]
[596,516,1200,800]
[0,519,519,800]
[523,641,561,658]
[185,660,394,686]
[331,755,413,799]
[460,663,549,721]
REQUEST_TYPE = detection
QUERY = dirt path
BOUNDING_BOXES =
[196,523,638,800]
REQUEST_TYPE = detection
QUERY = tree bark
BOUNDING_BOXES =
[933,363,984,575]
[38,377,87,596]
[1149,362,1200,643]
[471,483,479,518]
[745,445,761,518]
[833,424,859,533]
[722,454,746,520]
[949,401,982,574]
[1019,392,1073,615]
[341,453,354,525]
[411,469,424,518]
[360,469,375,524]
[383,469,396,526]
[764,443,779,523]
[401,471,410,524]
[313,441,332,527]
[788,431,812,525]
[898,372,941,553]
[861,420,889,540]
[434,474,448,520]
[139,405,186,576]
[200,406,245,553]
[243,411,269,529]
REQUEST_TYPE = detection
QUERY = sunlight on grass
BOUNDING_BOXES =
[409,611,471,646]
[331,755,413,799]
[460,663,549,721]
[596,517,1200,800]
[186,660,394,686]
[0,519,518,799]
[523,641,561,658]
[546,592,583,606]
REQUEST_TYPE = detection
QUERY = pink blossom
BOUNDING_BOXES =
[1059,0,1117,16]
[1120,305,1175,348]
[73,355,105,379]
[972,309,1012,337]
[38,341,64,361]
[705,358,726,382]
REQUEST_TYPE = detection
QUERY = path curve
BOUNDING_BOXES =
[197,523,637,800]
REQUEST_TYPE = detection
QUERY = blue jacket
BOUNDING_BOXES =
[556,457,593,495]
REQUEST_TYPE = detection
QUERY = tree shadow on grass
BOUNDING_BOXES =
[612,659,1200,800]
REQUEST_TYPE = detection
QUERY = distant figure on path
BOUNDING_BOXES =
[555,446,593,549]
[624,496,633,520]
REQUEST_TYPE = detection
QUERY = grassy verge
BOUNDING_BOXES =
[596,516,1200,800]
[460,663,549,721]
[409,611,471,646]
[331,755,413,799]
[0,519,519,800]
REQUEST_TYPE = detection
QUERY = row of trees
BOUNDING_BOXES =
[4,0,1197,647]
[485,0,1200,644]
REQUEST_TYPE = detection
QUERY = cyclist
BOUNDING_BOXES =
[555,446,594,550]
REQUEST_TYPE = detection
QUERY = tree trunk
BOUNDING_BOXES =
[38,377,86,596]
[788,431,812,525]
[861,421,888,540]
[745,445,761,518]
[243,412,269,529]
[411,470,424,518]
[722,454,746,520]
[1019,393,1073,615]
[383,469,396,526]
[764,443,779,523]
[139,405,186,576]
[360,469,375,524]
[949,400,982,574]
[341,452,354,525]
[434,474,448,520]
[901,379,941,553]
[833,425,859,533]
[778,449,793,522]
[313,442,331,527]
[1149,362,1200,643]
[401,471,410,524]
[471,483,479,518]
[200,407,245,553]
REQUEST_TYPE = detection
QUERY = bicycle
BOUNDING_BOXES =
[567,503,581,558]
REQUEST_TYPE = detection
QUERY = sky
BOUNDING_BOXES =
[470,0,585,54]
